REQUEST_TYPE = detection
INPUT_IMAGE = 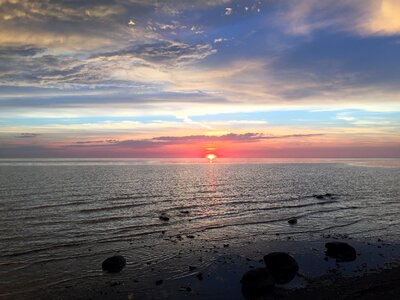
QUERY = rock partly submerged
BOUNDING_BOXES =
[288,218,298,225]
[264,252,299,284]
[102,255,126,273]
[241,268,275,299]
[325,242,357,262]
[241,252,300,298]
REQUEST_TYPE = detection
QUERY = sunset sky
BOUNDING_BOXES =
[0,0,399,158]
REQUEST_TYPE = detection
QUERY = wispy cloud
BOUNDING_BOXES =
[279,0,400,36]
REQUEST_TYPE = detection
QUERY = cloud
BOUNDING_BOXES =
[279,0,400,37]
[0,0,122,22]
[98,40,216,65]
[0,40,216,89]
[214,37,228,43]
[336,112,356,121]
[73,132,324,148]
[361,0,400,36]
[15,132,40,138]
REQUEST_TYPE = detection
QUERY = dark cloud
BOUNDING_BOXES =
[0,45,44,57]
[75,139,118,145]
[72,132,324,149]
[15,133,41,138]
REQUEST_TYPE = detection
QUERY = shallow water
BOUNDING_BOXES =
[0,158,399,299]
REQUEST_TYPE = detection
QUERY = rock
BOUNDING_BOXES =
[180,210,190,214]
[189,266,197,271]
[102,255,126,273]
[186,235,195,239]
[263,252,299,284]
[241,268,274,299]
[196,272,203,280]
[325,242,356,262]
[155,279,163,286]
[314,194,324,199]
[159,214,170,221]
[288,218,297,225]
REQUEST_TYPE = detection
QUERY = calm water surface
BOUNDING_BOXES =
[0,158,399,299]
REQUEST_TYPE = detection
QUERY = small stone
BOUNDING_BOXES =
[189,266,197,271]
[288,218,297,225]
[159,214,170,221]
[155,279,163,286]
[196,272,203,280]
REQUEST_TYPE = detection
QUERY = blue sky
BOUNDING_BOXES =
[0,0,399,157]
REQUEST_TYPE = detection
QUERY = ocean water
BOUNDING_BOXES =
[0,158,399,299]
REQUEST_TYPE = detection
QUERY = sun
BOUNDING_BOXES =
[206,153,217,163]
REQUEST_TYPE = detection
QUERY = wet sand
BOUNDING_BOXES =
[278,265,400,300]
[30,238,400,300]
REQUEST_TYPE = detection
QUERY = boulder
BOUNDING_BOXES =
[263,252,299,284]
[241,268,274,299]
[288,218,297,225]
[102,255,126,273]
[325,242,356,262]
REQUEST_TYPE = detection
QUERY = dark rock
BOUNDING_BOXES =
[288,218,297,225]
[189,266,197,271]
[314,194,324,199]
[180,210,190,214]
[102,255,126,273]
[159,214,170,221]
[196,272,203,280]
[241,268,274,299]
[186,235,195,239]
[325,242,356,262]
[263,252,299,284]
[325,193,333,197]
[155,279,163,286]
[223,244,229,247]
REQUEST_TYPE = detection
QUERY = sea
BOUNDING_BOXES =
[0,158,399,299]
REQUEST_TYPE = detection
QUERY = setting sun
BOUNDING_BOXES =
[206,153,217,162]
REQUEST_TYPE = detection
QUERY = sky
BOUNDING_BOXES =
[0,0,399,158]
